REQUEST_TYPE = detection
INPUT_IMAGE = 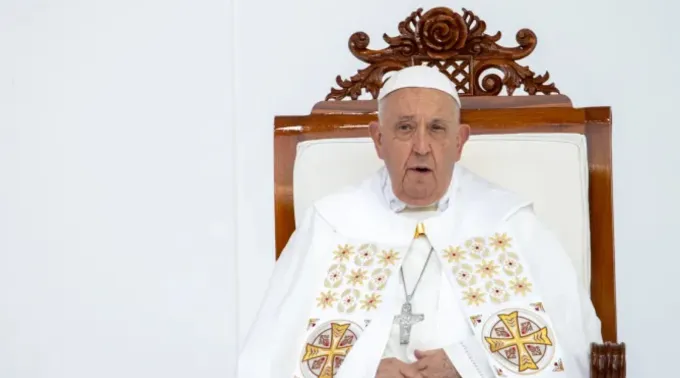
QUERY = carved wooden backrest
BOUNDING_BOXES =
[326,7,558,102]
[273,7,624,376]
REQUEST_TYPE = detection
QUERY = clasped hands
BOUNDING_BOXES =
[375,349,460,378]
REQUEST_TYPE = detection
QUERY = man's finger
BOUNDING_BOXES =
[401,364,424,378]
[415,349,437,358]
[414,359,428,371]
[401,370,424,378]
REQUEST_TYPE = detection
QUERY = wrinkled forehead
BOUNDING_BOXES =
[378,87,460,122]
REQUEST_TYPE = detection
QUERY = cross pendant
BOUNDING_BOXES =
[394,302,424,345]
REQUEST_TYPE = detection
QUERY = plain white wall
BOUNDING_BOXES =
[0,0,238,377]
[234,0,680,377]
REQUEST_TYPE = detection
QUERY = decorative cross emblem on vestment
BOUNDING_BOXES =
[394,302,424,344]
[484,311,553,372]
[301,323,354,378]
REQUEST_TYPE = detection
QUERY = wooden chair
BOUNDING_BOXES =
[273,6,625,377]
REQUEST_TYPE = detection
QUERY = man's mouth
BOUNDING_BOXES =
[409,167,432,173]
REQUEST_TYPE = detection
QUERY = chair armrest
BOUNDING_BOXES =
[590,342,626,377]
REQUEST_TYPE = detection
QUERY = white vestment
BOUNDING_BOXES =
[238,166,602,378]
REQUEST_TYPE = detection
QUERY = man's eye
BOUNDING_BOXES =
[431,124,446,131]
[397,124,412,131]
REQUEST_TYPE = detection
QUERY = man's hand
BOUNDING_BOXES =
[375,357,423,378]
[413,349,460,378]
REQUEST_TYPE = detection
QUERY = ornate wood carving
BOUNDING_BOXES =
[326,7,559,101]
[311,95,572,114]
[590,342,626,378]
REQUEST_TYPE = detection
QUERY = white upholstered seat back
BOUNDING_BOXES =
[292,133,591,288]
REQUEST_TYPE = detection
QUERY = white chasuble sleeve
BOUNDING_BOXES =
[237,208,320,378]
[508,207,602,376]
[433,205,601,378]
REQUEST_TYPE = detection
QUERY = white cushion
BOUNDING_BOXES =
[293,133,591,288]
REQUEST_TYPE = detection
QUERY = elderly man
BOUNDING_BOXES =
[238,66,602,378]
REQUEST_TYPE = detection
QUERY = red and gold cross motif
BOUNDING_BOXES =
[301,322,358,378]
[484,311,553,372]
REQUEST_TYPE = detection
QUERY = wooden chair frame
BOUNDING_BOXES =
[273,6,625,377]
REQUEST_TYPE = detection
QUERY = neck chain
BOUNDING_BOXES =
[400,248,434,303]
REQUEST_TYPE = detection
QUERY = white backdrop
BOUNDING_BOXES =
[0,0,238,377]
[233,0,679,377]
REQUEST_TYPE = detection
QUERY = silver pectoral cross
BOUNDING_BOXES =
[394,302,424,344]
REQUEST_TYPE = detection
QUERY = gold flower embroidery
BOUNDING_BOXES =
[333,244,354,262]
[316,290,337,309]
[476,259,500,279]
[510,277,533,296]
[489,233,512,252]
[463,287,486,306]
[346,268,367,286]
[360,293,382,311]
[378,249,400,266]
[442,246,466,263]
[465,237,489,258]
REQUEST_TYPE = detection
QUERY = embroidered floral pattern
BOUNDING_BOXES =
[354,244,376,266]
[453,264,477,286]
[378,249,400,267]
[346,268,368,286]
[485,280,510,304]
[466,237,490,259]
[476,259,500,279]
[489,233,512,252]
[316,290,337,309]
[324,264,346,289]
[500,253,523,276]
[445,232,535,306]
[337,288,360,313]
[442,246,466,263]
[333,244,354,262]
[360,293,382,311]
[368,268,391,291]
[317,244,404,312]
[510,277,532,296]
[463,287,486,306]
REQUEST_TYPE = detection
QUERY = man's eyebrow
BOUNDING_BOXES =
[429,118,451,124]
[396,115,415,122]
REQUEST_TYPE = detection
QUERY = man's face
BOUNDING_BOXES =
[370,87,469,207]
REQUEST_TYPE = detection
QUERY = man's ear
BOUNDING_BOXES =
[457,123,471,155]
[368,121,384,159]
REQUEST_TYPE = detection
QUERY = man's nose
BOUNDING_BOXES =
[412,125,431,155]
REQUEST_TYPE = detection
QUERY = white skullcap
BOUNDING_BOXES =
[378,65,461,107]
